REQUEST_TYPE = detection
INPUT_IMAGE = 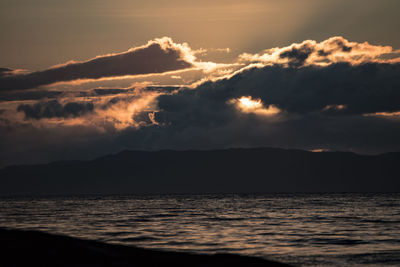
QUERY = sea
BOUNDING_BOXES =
[0,193,399,266]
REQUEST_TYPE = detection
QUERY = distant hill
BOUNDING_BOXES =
[0,148,399,195]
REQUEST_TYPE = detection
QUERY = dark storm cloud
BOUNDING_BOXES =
[17,100,94,119]
[0,83,179,102]
[89,86,178,97]
[0,38,193,91]
[0,90,64,101]
[156,63,400,117]
[0,88,132,101]
[111,62,400,154]
[93,88,130,96]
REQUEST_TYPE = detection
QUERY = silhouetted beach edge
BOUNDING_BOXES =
[0,228,291,266]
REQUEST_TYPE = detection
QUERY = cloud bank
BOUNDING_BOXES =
[126,62,399,153]
[0,36,400,167]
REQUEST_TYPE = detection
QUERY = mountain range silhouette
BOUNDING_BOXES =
[1,148,399,195]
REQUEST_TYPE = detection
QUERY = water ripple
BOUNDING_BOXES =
[1,193,399,266]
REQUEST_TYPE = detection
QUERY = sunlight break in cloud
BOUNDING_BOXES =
[229,96,280,116]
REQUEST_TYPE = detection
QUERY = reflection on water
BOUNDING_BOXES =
[0,193,399,266]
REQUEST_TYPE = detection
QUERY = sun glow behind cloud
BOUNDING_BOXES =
[238,96,263,109]
[231,96,280,116]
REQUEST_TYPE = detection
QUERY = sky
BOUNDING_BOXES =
[0,0,399,167]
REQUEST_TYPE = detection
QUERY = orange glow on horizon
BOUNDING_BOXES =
[363,111,400,118]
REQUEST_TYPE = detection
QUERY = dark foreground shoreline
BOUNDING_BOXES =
[0,228,290,266]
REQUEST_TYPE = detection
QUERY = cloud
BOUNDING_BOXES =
[0,37,194,91]
[17,100,94,119]
[0,90,64,101]
[7,86,163,131]
[0,86,141,102]
[239,36,398,67]
[94,90,161,130]
[155,62,400,118]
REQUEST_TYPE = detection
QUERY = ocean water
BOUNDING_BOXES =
[0,193,399,266]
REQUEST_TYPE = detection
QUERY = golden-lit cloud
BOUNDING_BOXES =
[239,36,398,67]
[322,104,347,111]
[5,86,163,132]
[0,37,195,91]
[7,36,396,94]
[0,37,239,92]
[363,111,400,119]
[93,90,160,130]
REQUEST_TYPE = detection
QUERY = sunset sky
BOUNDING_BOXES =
[0,0,399,167]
